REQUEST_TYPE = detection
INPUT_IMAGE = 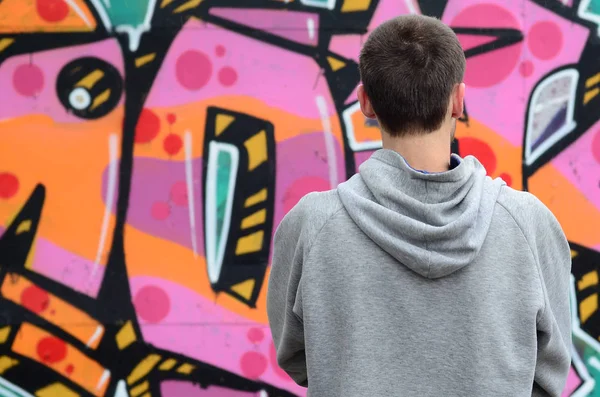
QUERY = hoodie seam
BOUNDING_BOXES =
[299,206,345,307]
[496,201,546,325]
[304,206,346,263]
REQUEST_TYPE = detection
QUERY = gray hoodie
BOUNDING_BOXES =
[267,149,571,396]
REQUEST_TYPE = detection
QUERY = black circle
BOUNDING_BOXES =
[56,57,123,119]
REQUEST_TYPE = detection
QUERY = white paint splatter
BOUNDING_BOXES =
[90,134,118,287]
[65,0,93,27]
[184,131,198,258]
[315,96,339,188]
[307,18,315,41]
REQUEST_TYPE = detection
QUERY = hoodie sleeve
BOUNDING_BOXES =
[516,194,572,396]
[266,196,310,387]
[267,191,342,387]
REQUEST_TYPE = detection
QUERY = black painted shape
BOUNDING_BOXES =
[0,184,44,275]
[570,242,600,339]
[451,27,523,59]
[0,353,92,396]
[320,55,360,178]
[572,35,600,133]
[95,25,181,321]
[56,57,123,119]
[417,0,449,18]
[202,107,276,307]
[0,32,107,66]
[322,55,360,109]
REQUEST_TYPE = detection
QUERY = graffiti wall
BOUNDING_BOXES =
[0,0,599,395]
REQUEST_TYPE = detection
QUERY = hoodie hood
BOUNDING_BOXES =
[337,149,505,279]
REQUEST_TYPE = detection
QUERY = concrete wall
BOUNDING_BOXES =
[0,0,598,395]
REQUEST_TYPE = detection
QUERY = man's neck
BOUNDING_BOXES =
[381,127,452,173]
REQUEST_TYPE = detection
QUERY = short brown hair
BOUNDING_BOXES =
[359,15,465,136]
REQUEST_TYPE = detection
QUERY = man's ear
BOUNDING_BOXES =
[357,85,377,119]
[451,83,466,119]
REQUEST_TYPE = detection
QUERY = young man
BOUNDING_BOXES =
[267,15,571,396]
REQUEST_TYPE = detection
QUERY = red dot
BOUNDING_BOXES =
[240,351,268,379]
[284,177,330,214]
[519,60,534,78]
[151,201,170,220]
[0,173,19,199]
[451,4,522,88]
[36,0,69,23]
[499,172,513,187]
[135,108,161,144]
[21,285,49,314]
[218,67,238,87]
[528,21,563,60]
[166,113,176,125]
[170,181,188,206]
[65,364,74,375]
[269,342,292,381]
[215,45,226,57]
[458,137,497,175]
[163,134,183,156]
[13,64,44,97]
[36,337,67,364]
[247,327,265,344]
[176,50,212,90]
[134,285,171,323]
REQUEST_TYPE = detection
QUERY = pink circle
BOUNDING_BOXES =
[269,343,292,381]
[240,351,268,379]
[13,64,44,97]
[215,45,226,57]
[218,67,238,87]
[151,201,170,220]
[283,176,330,214]
[591,129,600,164]
[170,181,188,206]
[176,50,212,90]
[247,327,265,344]
[134,285,170,323]
[451,4,522,88]
[528,21,563,61]
[519,60,534,77]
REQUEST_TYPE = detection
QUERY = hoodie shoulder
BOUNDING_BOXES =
[495,186,560,232]
[495,186,569,278]
[275,189,344,254]
[292,189,344,240]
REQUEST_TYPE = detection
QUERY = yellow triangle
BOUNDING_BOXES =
[161,0,175,7]
[24,240,36,270]
[571,250,578,258]
[16,219,36,270]
[231,279,255,300]
[174,0,203,13]
[0,327,10,344]
[215,114,235,136]
[327,56,346,72]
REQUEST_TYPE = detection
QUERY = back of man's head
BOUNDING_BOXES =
[359,15,466,137]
